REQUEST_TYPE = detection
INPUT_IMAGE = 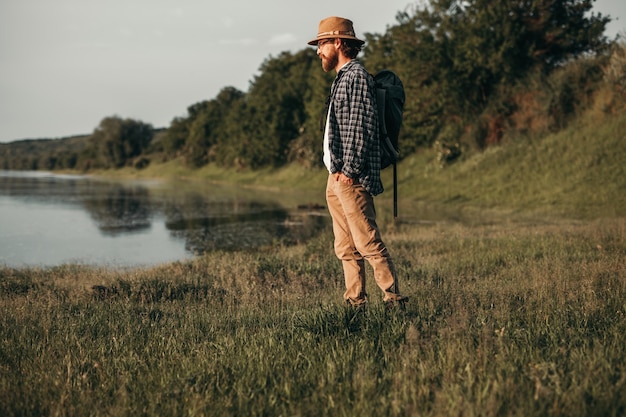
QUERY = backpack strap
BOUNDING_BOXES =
[393,163,398,218]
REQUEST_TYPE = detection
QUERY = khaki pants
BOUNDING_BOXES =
[326,174,405,305]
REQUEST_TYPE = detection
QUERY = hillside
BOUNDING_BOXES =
[0,134,89,170]
[394,106,626,219]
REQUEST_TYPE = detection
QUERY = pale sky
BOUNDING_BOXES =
[1,0,624,142]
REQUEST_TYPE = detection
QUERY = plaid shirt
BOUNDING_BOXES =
[327,60,383,196]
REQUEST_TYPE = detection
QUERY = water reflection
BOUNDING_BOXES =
[167,207,327,253]
[0,171,328,267]
[156,185,327,253]
[84,185,153,235]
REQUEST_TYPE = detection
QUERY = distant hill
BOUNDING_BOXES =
[0,134,90,170]
[0,128,168,171]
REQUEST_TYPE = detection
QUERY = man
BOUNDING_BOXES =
[308,16,408,308]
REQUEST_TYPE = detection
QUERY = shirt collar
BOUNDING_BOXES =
[337,59,357,75]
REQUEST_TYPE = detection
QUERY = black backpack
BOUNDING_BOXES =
[374,70,405,217]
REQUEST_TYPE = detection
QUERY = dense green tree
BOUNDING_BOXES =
[288,62,335,168]
[161,116,188,156]
[171,49,324,170]
[161,87,245,168]
[205,87,246,165]
[54,151,78,169]
[89,116,153,168]
[237,49,321,168]
[364,0,611,150]
[183,101,213,168]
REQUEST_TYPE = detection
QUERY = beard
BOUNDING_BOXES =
[321,48,339,73]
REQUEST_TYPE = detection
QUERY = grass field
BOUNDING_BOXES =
[1,106,625,416]
[1,217,624,416]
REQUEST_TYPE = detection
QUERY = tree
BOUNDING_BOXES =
[288,62,335,168]
[182,87,245,168]
[238,49,320,168]
[161,116,188,156]
[159,49,327,169]
[161,87,245,168]
[364,0,611,149]
[89,116,153,168]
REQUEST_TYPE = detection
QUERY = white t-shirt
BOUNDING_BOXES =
[323,105,332,173]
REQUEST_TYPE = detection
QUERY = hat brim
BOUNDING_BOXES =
[307,35,365,46]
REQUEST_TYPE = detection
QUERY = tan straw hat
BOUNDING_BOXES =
[307,16,365,46]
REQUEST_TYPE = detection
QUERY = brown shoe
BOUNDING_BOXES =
[385,295,408,310]
[346,299,368,310]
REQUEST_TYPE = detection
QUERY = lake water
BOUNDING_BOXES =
[0,171,328,268]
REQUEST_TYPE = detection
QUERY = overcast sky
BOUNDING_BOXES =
[1,0,624,143]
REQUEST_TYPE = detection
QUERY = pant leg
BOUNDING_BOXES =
[327,175,406,302]
[326,175,367,304]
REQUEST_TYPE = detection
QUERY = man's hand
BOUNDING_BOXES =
[335,172,354,185]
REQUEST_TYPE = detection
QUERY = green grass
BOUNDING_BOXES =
[394,108,626,219]
[1,218,625,416]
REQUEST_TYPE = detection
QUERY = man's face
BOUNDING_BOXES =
[317,39,338,73]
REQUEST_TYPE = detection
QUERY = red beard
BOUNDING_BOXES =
[320,48,338,73]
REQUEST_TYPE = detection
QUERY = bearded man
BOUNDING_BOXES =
[308,17,408,308]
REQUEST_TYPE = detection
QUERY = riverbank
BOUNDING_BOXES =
[91,106,626,222]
